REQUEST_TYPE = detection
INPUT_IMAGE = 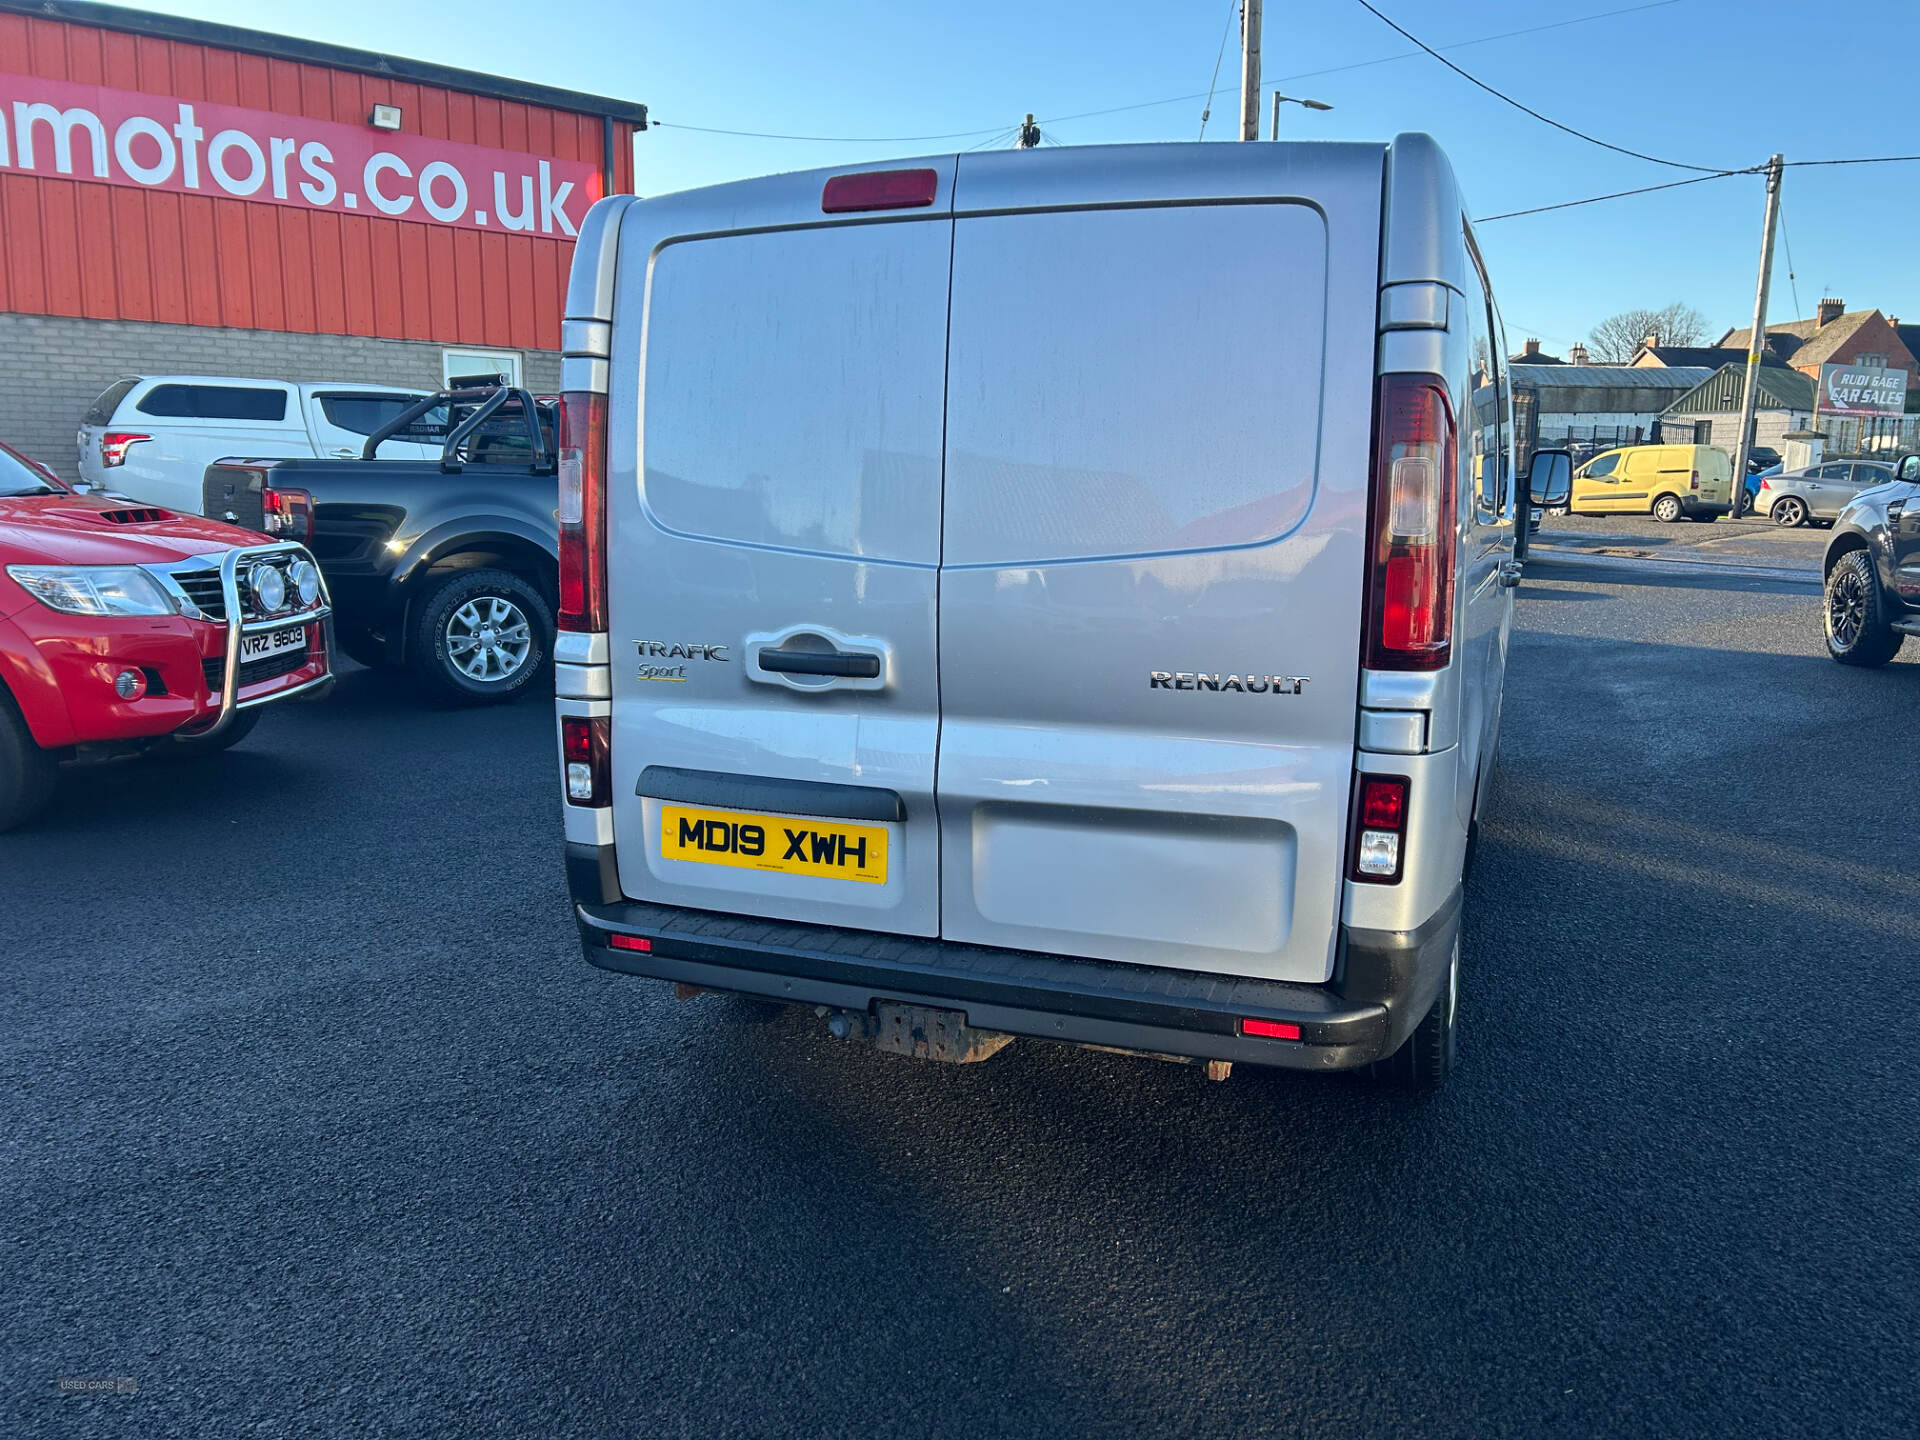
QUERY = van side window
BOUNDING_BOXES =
[1585,452,1620,479]
[1462,222,1503,521]
[137,384,288,422]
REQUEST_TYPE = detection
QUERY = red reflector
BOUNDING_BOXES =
[1359,775,1408,829]
[609,935,652,953]
[1241,1018,1301,1040]
[821,168,939,213]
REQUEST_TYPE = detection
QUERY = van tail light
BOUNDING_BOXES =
[260,486,311,541]
[821,168,939,214]
[1364,375,1456,671]
[1690,469,1700,491]
[558,391,608,632]
[100,432,150,467]
[1349,773,1411,883]
[561,715,611,807]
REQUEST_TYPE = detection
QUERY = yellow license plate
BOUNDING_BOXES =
[659,804,889,885]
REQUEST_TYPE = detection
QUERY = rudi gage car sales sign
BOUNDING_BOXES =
[0,73,600,236]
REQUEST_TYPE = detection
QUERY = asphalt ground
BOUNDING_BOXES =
[3,559,1916,1438]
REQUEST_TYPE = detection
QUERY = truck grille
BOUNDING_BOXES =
[172,568,227,619]
[203,641,314,693]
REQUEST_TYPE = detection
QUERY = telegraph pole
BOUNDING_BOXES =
[1729,154,1784,518]
[1240,0,1263,142]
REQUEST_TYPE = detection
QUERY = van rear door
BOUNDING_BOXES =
[934,146,1384,984]
[604,163,956,936]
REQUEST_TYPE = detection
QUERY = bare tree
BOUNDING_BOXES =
[1587,302,1709,363]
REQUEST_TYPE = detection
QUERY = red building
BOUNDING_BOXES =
[0,0,646,474]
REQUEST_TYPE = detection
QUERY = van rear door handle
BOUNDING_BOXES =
[756,647,881,679]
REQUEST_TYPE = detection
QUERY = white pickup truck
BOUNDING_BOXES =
[76,376,439,514]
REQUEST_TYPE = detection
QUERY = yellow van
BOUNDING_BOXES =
[1569,444,1733,522]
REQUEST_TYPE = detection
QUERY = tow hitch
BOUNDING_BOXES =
[825,1002,1014,1064]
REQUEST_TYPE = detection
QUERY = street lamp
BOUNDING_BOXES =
[1270,92,1333,138]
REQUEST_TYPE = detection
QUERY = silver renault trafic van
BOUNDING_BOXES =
[552,136,1561,1092]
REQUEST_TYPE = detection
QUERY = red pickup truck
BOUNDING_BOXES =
[0,440,333,830]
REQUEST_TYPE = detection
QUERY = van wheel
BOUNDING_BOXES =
[1825,550,1904,667]
[1772,497,1807,528]
[0,690,58,832]
[1652,494,1683,523]
[1376,936,1458,1094]
[411,568,553,705]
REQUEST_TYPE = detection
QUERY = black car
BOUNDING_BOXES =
[202,382,558,704]
[1822,452,1920,666]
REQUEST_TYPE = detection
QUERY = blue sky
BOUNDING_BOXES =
[142,0,1920,354]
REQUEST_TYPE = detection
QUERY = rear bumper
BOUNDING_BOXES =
[568,843,1460,1072]
[1681,497,1730,517]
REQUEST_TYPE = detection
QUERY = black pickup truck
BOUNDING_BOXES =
[1823,451,1920,667]
[203,381,558,704]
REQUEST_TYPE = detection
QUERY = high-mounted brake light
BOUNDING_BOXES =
[1350,773,1411,884]
[100,432,150,467]
[261,485,311,542]
[821,168,939,214]
[1364,375,1457,671]
[561,715,611,807]
[558,391,608,632]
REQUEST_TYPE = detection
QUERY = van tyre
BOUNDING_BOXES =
[1377,936,1458,1094]
[0,690,57,832]
[1772,497,1807,528]
[1652,494,1683,523]
[1825,550,1904,668]
[411,568,552,705]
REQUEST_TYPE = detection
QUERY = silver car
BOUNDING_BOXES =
[1758,460,1894,527]
[553,135,1552,1093]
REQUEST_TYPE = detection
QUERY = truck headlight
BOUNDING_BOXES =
[287,558,321,608]
[6,565,179,617]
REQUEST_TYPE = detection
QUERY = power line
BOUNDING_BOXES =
[1783,154,1920,167]
[1348,0,1730,173]
[650,119,1005,143]
[1196,0,1240,142]
[1776,199,1803,319]
[652,0,1692,145]
[1475,169,1757,223]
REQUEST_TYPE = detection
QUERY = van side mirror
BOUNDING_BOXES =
[1527,450,1573,507]
[1897,454,1920,483]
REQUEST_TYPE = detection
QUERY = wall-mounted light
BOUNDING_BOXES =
[369,104,402,132]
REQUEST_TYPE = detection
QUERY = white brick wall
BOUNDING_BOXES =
[0,314,560,480]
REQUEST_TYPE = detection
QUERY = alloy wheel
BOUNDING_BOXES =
[445,595,533,682]
[1827,568,1867,650]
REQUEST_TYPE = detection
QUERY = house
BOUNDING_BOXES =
[1632,344,1780,370]
[1508,338,1564,365]
[1717,299,1920,389]
[1508,364,1712,460]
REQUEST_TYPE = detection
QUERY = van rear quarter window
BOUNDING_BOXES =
[942,203,1327,566]
[638,223,949,565]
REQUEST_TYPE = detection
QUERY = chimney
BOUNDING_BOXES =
[1644,332,1660,350]
[1817,298,1844,327]
[1569,343,1590,365]
[1523,338,1541,357]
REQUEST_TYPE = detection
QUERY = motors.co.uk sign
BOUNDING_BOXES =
[0,73,600,237]
[1817,362,1909,419]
